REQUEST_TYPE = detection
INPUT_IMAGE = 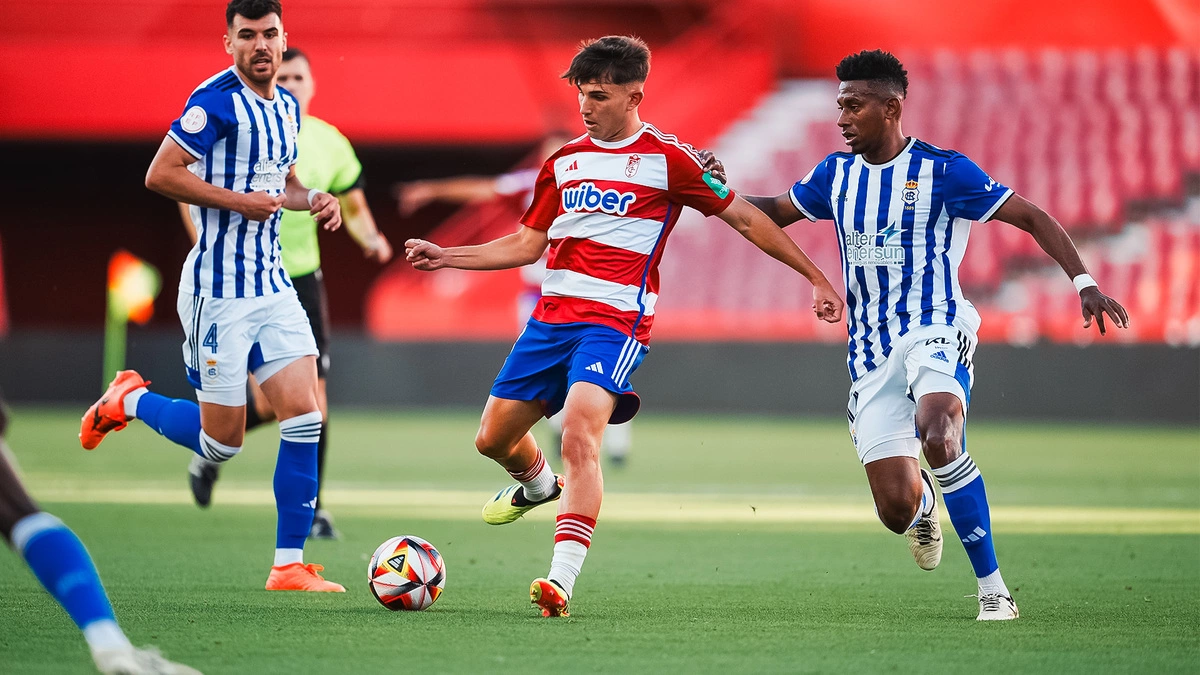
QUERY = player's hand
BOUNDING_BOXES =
[697,149,728,184]
[310,192,342,231]
[1080,287,1129,335]
[364,233,394,264]
[812,280,844,323]
[405,238,446,271]
[237,191,286,222]
[394,182,435,217]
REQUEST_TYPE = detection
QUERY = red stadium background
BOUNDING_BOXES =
[0,0,1196,346]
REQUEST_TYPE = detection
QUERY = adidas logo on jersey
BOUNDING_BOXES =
[562,182,637,216]
[565,160,579,172]
[931,350,950,363]
[585,362,605,374]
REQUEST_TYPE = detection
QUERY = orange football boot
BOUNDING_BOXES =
[80,370,149,450]
[265,563,346,592]
[530,578,570,617]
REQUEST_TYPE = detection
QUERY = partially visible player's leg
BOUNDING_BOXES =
[257,355,341,591]
[849,356,942,570]
[478,396,563,525]
[602,421,632,467]
[309,376,338,538]
[3,407,199,673]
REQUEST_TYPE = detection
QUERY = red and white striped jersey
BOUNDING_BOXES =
[521,123,736,344]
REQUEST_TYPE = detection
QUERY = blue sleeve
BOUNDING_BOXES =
[942,154,1013,222]
[167,88,233,160]
[788,158,835,221]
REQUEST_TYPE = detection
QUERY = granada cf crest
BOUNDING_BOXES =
[625,154,641,178]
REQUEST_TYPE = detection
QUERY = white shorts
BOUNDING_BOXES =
[846,324,976,465]
[177,290,318,407]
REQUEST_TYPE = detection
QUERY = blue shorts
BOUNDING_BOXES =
[490,320,649,424]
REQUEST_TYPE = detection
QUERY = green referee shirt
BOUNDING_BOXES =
[281,115,363,277]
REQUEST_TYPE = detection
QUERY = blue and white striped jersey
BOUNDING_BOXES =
[790,138,1013,381]
[168,67,301,298]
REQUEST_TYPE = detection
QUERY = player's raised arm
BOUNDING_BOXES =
[146,137,284,222]
[405,225,549,272]
[717,196,844,322]
[992,194,1129,335]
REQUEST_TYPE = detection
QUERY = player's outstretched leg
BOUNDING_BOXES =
[918,394,1017,621]
[477,397,563,525]
[2,434,201,673]
[531,382,611,618]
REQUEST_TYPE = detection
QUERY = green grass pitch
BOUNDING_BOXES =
[1,408,1197,673]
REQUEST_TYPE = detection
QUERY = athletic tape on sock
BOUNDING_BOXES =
[279,411,323,444]
[198,430,242,463]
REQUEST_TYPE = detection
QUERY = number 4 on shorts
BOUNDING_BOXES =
[203,323,219,354]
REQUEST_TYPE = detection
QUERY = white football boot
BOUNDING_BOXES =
[905,469,943,570]
[976,593,1020,621]
[93,646,203,675]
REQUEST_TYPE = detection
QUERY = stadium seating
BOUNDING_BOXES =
[367,47,1199,345]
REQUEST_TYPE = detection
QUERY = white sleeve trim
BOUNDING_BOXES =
[167,130,204,160]
[979,188,1014,222]
[788,188,819,222]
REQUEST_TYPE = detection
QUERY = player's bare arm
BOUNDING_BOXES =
[340,188,392,262]
[717,196,844,322]
[992,194,1129,335]
[284,165,341,231]
[743,193,805,228]
[405,225,548,272]
[146,137,284,222]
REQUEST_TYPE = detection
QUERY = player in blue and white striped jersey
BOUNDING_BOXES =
[79,0,346,594]
[746,50,1128,621]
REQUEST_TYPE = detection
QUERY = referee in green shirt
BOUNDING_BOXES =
[178,47,392,539]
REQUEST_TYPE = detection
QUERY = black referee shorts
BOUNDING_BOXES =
[291,269,331,377]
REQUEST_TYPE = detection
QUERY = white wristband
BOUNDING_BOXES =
[1072,274,1098,293]
[306,188,321,207]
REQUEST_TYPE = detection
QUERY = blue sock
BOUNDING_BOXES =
[932,453,999,577]
[134,391,202,456]
[274,412,322,551]
[13,513,123,635]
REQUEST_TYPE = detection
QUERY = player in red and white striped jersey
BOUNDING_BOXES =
[406,35,844,617]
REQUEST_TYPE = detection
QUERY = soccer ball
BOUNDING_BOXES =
[367,535,446,611]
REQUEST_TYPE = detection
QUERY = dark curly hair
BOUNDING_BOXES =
[836,49,908,99]
[561,35,651,86]
[226,0,282,28]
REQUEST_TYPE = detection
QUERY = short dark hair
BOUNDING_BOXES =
[836,49,908,99]
[226,0,282,28]
[282,47,306,63]
[561,35,651,86]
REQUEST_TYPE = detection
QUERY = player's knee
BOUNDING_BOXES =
[875,490,920,534]
[920,425,961,466]
[474,426,509,460]
[559,426,601,467]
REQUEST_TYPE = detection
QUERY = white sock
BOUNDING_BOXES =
[122,387,148,419]
[906,477,936,529]
[274,548,303,567]
[83,619,132,653]
[509,449,558,501]
[978,569,1010,596]
[547,540,588,598]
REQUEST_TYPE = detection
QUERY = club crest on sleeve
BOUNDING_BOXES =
[181,106,207,134]
[625,154,641,178]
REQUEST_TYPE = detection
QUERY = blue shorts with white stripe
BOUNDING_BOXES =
[490,319,647,424]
